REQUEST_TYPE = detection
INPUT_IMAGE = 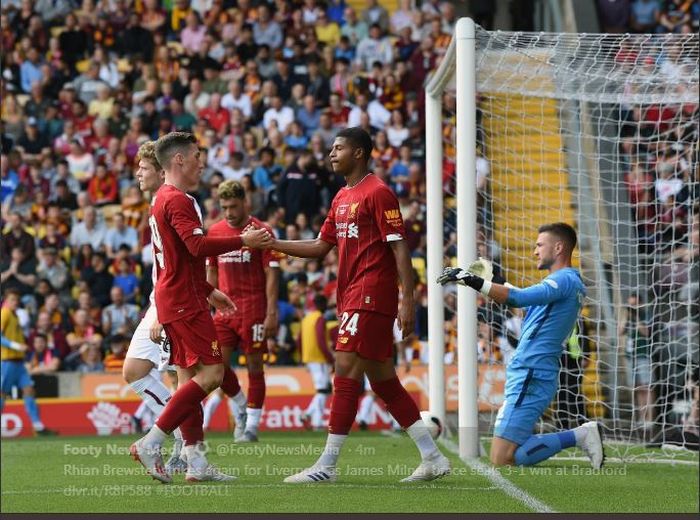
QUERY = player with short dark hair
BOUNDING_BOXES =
[262,127,450,483]
[202,179,282,442]
[129,132,271,483]
[438,222,605,469]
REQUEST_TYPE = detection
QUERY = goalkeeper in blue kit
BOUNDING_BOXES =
[438,223,605,468]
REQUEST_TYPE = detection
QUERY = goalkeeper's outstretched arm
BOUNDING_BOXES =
[437,266,511,304]
[437,262,562,308]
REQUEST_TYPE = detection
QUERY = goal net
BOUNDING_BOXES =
[426,20,699,463]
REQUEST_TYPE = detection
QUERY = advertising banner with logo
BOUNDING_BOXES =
[2,365,504,438]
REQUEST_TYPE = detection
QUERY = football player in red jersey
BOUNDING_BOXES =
[129,132,271,483]
[203,179,282,442]
[263,127,450,483]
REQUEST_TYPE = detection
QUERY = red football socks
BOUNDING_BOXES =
[180,404,204,446]
[370,376,420,429]
[220,365,241,397]
[328,376,362,435]
[155,379,208,434]
[247,372,266,409]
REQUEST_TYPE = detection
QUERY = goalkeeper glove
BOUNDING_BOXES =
[436,267,485,291]
[465,257,494,281]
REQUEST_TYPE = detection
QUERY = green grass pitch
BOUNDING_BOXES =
[1,432,698,513]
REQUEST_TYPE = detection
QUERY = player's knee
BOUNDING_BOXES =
[22,386,35,398]
[123,365,140,384]
[489,447,514,467]
[199,364,224,393]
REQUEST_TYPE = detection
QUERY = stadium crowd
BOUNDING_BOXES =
[601,0,699,434]
[0,0,474,377]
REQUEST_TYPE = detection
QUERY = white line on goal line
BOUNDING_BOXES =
[439,438,556,513]
[551,455,698,466]
[1,483,500,496]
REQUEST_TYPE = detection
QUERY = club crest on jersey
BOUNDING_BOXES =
[349,202,359,218]
[211,340,220,356]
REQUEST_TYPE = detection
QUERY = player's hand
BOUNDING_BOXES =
[266,337,277,354]
[208,289,237,316]
[242,228,274,249]
[9,341,27,352]
[263,312,278,340]
[397,298,415,340]
[436,267,484,291]
[466,257,493,281]
[150,321,164,344]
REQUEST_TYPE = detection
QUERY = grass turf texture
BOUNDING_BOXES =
[1,431,697,513]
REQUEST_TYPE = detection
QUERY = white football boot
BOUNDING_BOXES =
[400,454,451,483]
[283,465,337,484]
[579,421,605,469]
[183,448,237,483]
[129,439,172,484]
[164,440,187,474]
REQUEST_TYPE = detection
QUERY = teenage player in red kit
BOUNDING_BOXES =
[203,179,282,442]
[263,127,450,483]
[129,132,270,483]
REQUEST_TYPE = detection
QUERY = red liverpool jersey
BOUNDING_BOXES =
[319,173,405,317]
[149,185,213,324]
[207,216,282,317]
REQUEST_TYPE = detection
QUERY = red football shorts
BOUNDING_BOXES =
[164,311,223,368]
[335,310,394,362]
[213,313,266,355]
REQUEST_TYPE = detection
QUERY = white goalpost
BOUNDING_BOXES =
[425,18,699,463]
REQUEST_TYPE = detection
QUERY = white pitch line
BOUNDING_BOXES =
[2,483,499,495]
[440,438,556,513]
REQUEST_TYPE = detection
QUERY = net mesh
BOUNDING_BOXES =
[439,27,699,461]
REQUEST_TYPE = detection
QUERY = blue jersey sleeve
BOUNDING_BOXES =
[506,271,572,308]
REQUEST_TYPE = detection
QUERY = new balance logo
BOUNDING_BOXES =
[347,223,359,239]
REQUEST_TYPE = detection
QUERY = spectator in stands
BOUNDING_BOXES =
[619,293,655,428]
[70,206,107,252]
[0,246,38,299]
[253,3,283,49]
[36,247,69,294]
[1,154,20,205]
[658,0,692,32]
[356,24,394,72]
[79,252,113,307]
[104,213,139,260]
[26,332,61,375]
[103,333,127,372]
[362,0,390,32]
[29,309,69,358]
[1,212,36,261]
[66,138,95,186]
[222,79,253,121]
[277,149,321,222]
[74,342,103,373]
[101,286,138,338]
[20,48,44,94]
[87,164,119,206]
[630,0,661,32]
